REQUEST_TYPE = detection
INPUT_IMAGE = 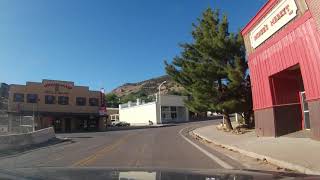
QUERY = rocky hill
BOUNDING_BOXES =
[111,75,184,98]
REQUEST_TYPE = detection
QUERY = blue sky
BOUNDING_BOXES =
[0,0,266,92]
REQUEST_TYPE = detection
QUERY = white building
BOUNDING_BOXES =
[119,95,189,125]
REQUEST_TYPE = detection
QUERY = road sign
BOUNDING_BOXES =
[99,107,107,116]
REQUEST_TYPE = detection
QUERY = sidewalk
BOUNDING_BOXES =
[193,124,320,175]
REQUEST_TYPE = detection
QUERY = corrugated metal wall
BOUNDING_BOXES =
[248,12,320,110]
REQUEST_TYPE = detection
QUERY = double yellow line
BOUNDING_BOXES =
[72,134,134,167]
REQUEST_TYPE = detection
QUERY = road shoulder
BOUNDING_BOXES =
[193,124,320,175]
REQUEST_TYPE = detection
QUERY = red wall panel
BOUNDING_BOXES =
[248,12,320,110]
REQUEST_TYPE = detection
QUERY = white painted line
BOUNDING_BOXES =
[179,128,234,169]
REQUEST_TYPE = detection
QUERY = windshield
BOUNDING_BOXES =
[0,0,319,179]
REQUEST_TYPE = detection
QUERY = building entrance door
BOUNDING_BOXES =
[300,91,310,129]
[269,65,305,136]
[53,119,62,132]
[65,118,71,132]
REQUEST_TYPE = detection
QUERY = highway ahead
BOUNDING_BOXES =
[0,120,274,171]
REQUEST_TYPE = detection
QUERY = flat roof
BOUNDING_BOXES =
[10,79,101,92]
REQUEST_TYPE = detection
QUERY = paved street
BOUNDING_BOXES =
[0,120,268,171]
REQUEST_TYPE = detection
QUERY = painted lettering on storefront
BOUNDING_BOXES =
[250,0,298,48]
[270,4,293,27]
[43,82,72,95]
[254,24,269,41]
[44,83,73,89]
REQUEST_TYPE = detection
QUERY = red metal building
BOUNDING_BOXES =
[241,0,320,140]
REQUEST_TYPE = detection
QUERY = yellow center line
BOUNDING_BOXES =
[72,133,135,167]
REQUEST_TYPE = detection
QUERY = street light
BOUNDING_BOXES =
[158,81,167,124]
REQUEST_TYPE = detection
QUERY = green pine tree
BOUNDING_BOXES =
[105,93,120,108]
[165,8,253,130]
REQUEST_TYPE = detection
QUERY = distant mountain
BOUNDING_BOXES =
[111,75,184,98]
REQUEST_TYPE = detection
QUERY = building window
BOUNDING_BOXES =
[161,106,177,120]
[45,95,55,104]
[171,112,177,119]
[27,94,38,103]
[161,106,170,111]
[111,114,119,121]
[13,93,24,102]
[76,97,86,106]
[58,96,69,105]
[89,98,99,106]
[170,107,177,111]
[53,119,62,132]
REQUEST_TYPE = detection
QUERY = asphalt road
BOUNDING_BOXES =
[0,120,252,170]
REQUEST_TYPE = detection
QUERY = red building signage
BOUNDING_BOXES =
[44,82,73,89]
[250,0,298,48]
[43,81,73,95]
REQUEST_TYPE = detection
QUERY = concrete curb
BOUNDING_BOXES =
[192,129,320,175]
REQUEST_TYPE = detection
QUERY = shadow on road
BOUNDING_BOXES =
[105,124,177,132]
[70,136,93,139]
[0,138,73,158]
[54,125,178,135]
[54,117,223,135]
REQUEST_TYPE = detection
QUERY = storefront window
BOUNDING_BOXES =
[89,119,97,129]
[162,112,169,119]
[58,96,69,105]
[161,106,177,120]
[45,95,55,104]
[89,98,99,106]
[27,94,38,103]
[53,119,62,132]
[76,97,86,106]
[171,112,177,119]
[13,93,24,102]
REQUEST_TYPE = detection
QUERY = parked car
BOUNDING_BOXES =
[115,121,130,127]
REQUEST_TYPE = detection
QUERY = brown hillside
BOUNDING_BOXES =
[111,75,184,97]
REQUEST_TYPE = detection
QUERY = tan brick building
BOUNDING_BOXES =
[8,80,106,133]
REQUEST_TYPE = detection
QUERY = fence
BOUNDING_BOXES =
[0,111,34,135]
